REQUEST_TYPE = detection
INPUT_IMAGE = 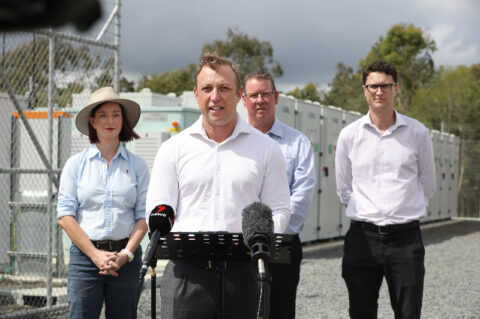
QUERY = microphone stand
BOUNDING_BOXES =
[135,254,158,319]
[250,241,271,319]
[137,230,161,319]
[150,258,158,319]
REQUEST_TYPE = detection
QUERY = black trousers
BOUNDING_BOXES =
[269,234,303,319]
[342,221,425,319]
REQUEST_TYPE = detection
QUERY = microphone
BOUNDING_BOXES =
[242,202,273,278]
[140,204,175,277]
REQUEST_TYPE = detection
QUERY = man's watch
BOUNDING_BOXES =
[120,249,134,262]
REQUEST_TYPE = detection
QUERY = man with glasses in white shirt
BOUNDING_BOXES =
[242,71,316,319]
[335,60,436,319]
[146,54,290,319]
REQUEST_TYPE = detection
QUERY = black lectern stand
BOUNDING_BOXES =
[150,232,292,319]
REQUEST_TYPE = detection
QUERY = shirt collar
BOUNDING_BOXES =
[86,143,127,161]
[362,109,408,133]
[267,118,283,139]
[189,113,252,142]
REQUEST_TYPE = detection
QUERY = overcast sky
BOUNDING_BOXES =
[102,0,479,92]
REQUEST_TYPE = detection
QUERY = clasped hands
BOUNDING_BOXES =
[94,250,128,277]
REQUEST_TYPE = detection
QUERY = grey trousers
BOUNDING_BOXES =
[160,260,259,319]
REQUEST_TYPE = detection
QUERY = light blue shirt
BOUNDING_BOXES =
[267,119,316,234]
[57,144,150,240]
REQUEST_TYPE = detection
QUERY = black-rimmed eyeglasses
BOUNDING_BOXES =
[364,83,396,94]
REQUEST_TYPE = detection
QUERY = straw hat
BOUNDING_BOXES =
[75,87,141,135]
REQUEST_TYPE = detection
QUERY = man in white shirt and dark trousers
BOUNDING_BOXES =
[242,71,316,319]
[146,54,291,319]
[335,60,436,319]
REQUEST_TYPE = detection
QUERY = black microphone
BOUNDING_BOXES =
[242,202,273,278]
[140,204,175,277]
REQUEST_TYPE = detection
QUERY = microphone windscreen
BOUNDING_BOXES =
[149,204,175,235]
[242,202,273,248]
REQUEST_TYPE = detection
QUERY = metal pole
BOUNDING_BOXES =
[35,29,115,50]
[151,267,156,319]
[0,70,60,189]
[114,0,121,92]
[96,3,119,41]
[46,30,55,308]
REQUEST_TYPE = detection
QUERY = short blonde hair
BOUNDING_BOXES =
[195,53,241,93]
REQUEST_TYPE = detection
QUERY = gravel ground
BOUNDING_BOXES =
[33,219,478,319]
[135,219,480,319]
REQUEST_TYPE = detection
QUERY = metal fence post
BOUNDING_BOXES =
[114,0,121,92]
[46,30,55,308]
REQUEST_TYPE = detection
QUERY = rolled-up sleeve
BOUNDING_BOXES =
[57,156,79,218]
[134,157,150,221]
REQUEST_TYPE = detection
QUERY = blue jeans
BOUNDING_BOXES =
[67,243,142,319]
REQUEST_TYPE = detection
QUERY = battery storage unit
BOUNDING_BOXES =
[438,132,451,219]
[0,93,27,268]
[127,106,201,170]
[295,100,321,242]
[9,110,71,275]
[448,135,460,217]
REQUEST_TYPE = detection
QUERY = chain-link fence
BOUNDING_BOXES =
[0,1,120,318]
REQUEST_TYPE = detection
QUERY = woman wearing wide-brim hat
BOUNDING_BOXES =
[57,87,149,319]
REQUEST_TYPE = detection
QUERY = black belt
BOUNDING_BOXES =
[351,220,419,235]
[91,238,128,251]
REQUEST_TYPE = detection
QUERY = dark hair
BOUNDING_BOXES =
[363,60,398,84]
[243,71,277,92]
[195,53,241,93]
[87,102,140,143]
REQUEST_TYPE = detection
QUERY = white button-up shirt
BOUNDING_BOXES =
[335,111,436,225]
[146,115,290,233]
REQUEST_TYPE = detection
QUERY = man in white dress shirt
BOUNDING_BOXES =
[335,60,435,319]
[146,53,290,319]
